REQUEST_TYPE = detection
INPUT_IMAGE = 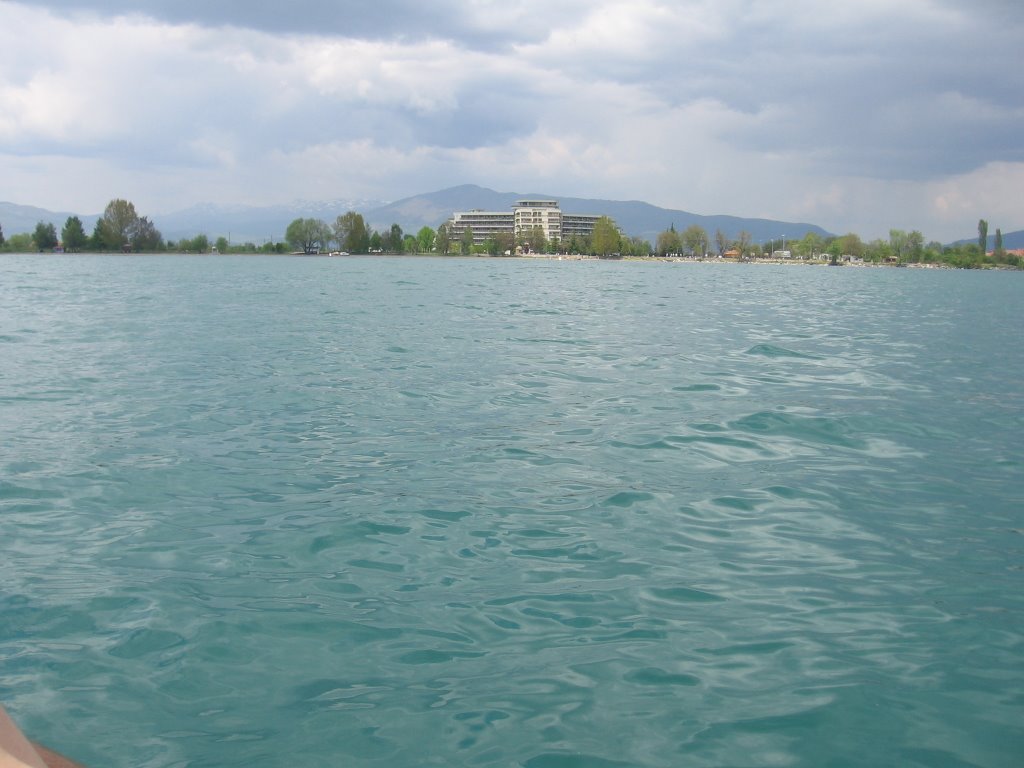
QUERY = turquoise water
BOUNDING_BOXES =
[1,255,1022,768]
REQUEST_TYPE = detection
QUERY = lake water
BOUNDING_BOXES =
[1,255,1022,767]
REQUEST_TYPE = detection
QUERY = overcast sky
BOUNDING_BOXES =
[2,0,1022,241]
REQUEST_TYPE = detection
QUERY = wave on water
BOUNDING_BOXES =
[1,256,1022,768]
[744,343,824,359]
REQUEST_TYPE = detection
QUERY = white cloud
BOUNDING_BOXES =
[0,0,1021,242]
[290,38,491,114]
[926,162,1024,233]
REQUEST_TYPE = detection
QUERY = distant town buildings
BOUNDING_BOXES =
[445,199,611,247]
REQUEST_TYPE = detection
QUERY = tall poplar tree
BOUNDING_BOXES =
[978,219,989,254]
[388,224,404,254]
[435,222,450,255]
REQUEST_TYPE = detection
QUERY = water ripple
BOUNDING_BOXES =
[1,256,1022,768]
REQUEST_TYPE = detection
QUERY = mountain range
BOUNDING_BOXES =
[2,185,1021,248]
[364,185,831,245]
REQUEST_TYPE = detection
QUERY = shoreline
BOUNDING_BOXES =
[0,251,1017,270]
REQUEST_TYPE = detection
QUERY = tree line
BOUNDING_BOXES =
[0,200,346,255]
[283,213,639,258]
[447,217,641,258]
[0,198,294,254]
[0,199,164,253]
[1,199,1017,268]
[652,220,1020,269]
[0,199,640,258]
[283,214,423,255]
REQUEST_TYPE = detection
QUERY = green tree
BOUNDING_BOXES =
[737,230,753,259]
[416,226,436,254]
[796,231,824,259]
[524,225,547,254]
[89,220,105,250]
[132,217,163,251]
[0,223,6,248]
[623,236,651,257]
[838,232,864,259]
[907,230,924,262]
[33,221,59,251]
[865,239,892,263]
[8,233,33,252]
[484,234,512,256]
[994,228,1005,261]
[99,199,140,250]
[333,211,370,253]
[385,223,404,253]
[215,236,230,253]
[945,242,983,269]
[369,230,383,252]
[285,218,329,254]
[495,231,514,256]
[460,226,474,255]
[681,225,708,258]
[889,229,908,263]
[714,228,728,257]
[435,223,450,255]
[591,216,621,257]
[978,219,989,255]
[656,225,682,256]
[403,234,417,253]
[61,216,88,252]
[923,241,944,263]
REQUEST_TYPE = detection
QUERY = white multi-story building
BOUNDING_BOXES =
[513,200,562,243]
[446,200,608,248]
[445,210,515,243]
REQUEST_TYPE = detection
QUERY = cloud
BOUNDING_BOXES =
[8,0,592,47]
[1,0,1022,242]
